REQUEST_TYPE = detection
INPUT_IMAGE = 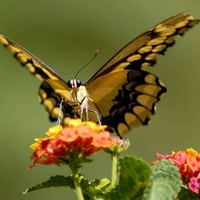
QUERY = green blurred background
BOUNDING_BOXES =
[0,0,200,199]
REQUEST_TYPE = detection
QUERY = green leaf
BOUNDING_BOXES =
[81,178,110,200]
[21,173,106,199]
[21,175,74,194]
[178,187,200,200]
[143,160,182,200]
[109,156,151,200]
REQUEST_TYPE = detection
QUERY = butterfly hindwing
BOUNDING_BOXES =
[39,80,79,121]
[87,67,166,136]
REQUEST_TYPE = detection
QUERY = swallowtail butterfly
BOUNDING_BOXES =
[0,13,199,137]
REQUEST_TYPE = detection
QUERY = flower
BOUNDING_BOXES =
[155,148,200,194]
[28,119,117,170]
[104,137,130,154]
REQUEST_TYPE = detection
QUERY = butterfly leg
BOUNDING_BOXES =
[78,95,90,121]
[56,99,64,125]
[87,109,102,127]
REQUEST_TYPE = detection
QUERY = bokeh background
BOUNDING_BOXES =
[0,0,200,199]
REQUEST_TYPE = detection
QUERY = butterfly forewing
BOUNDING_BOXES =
[0,35,65,81]
[0,13,199,137]
[87,13,199,83]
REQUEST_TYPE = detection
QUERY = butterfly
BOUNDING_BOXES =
[0,13,199,137]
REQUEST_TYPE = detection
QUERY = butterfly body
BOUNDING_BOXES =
[67,79,88,109]
[68,80,89,121]
[0,13,199,137]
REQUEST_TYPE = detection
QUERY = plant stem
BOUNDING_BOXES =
[110,153,119,188]
[69,164,84,200]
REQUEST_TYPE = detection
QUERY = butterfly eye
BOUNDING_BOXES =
[67,79,82,88]
[76,79,82,87]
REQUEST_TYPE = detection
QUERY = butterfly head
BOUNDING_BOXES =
[67,79,82,88]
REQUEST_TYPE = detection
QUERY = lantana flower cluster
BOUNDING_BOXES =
[29,119,117,170]
[156,148,200,194]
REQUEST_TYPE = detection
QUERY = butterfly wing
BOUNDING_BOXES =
[0,35,77,121]
[86,13,199,137]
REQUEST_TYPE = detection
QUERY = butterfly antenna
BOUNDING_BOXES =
[75,49,99,78]
[55,70,72,80]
